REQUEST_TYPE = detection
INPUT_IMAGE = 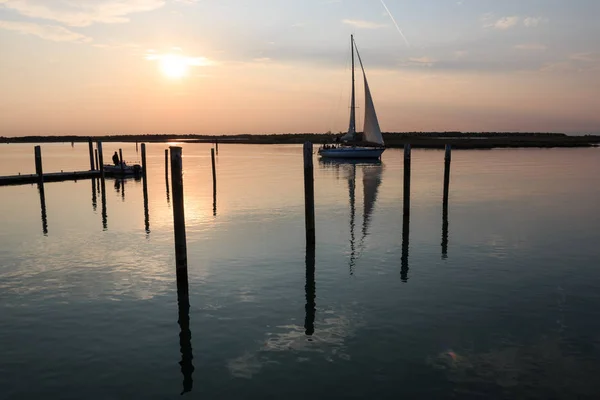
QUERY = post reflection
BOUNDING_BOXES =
[143,182,150,235]
[304,244,316,336]
[38,182,48,235]
[442,205,448,259]
[91,178,97,211]
[401,211,409,282]
[212,187,217,217]
[166,176,170,205]
[177,280,194,395]
[100,178,107,230]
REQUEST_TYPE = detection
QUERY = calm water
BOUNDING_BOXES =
[1,143,600,399]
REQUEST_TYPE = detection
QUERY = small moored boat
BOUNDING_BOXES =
[103,163,142,177]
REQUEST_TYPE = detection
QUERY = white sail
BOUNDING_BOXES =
[355,45,385,146]
[362,77,384,146]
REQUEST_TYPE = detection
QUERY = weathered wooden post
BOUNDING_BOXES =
[97,141,107,230]
[170,146,188,277]
[401,212,409,282]
[141,143,147,182]
[304,243,316,335]
[97,141,105,182]
[34,145,43,184]
[442,144,451,259]
[165,149,170,204]
[211,148,216,192]
[403,144,411,216]
[303,142,316,245]
[94,148,99,171]
[211,148,217,216]
[165,149,169,181]
[88,138,95,171]
[119,148,124,174]
[141,143,149,234]
[170,147,192,394]
[443,144,451,210]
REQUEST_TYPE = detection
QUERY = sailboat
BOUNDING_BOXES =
[318,35,385,159]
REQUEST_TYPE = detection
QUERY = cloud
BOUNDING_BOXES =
[569,52,595,62]
[0,20,91,42]
[514,43,547,51]
[407,56,437,67]
[523,17,546,28]
[490,16,520,30]
[0,0,166,27]
[342,19,387,29]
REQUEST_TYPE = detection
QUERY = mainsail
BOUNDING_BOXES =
[355,46,385,146]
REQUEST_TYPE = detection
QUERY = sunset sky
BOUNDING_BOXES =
[1,0,599,136]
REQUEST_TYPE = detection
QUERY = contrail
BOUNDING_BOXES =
[380,0,410,47]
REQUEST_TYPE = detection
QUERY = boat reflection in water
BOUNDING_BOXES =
[319,159,383,275]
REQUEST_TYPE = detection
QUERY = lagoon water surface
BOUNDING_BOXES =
[1,143,600,399]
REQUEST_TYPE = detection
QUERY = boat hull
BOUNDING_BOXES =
[103,164,142,177]
[318,147,384,159]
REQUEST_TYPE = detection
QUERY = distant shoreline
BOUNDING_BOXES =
[2,132,599,149]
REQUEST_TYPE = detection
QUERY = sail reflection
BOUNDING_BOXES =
[319,159,383,275]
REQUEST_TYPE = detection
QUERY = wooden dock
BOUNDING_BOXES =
[0,170,100,186]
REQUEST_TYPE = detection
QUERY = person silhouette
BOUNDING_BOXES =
[112,151,120,166]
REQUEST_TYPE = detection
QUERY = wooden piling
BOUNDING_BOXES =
[119,148,124,174]
[97,141,105,182]
[170,146,188,273]
[97,141,107,230]
[403,144,411,216]
[88,138,95,171]
[303,142,316,245]
[165,149,170,204]
[34,145,43,184]
[165,149,169,180]
[211,148,216,192]
[141,143,147,182]
[442,144,451,259]
[443,144,451,211]
[94,148,99,171]
[141,143,149,234]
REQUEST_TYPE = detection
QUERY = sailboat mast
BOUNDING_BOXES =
[349,34,356,140]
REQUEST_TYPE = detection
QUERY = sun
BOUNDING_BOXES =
[159,54,189,79]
